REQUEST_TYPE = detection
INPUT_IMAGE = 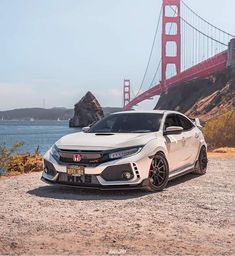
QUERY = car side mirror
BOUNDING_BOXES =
[163,126,183,136]
[82,126,90,133]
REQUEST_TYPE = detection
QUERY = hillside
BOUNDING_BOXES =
[0,107,121,121]
[155,71,235,121]
[0,108,73,121]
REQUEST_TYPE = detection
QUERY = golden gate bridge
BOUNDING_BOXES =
[123,0,235,110]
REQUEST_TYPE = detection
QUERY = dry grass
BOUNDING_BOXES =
[0,142,43,177]
[208,147,235,157]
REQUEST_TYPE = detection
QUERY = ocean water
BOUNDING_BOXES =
[0,120,81,154]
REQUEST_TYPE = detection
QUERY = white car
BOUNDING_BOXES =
[41,110,208,192]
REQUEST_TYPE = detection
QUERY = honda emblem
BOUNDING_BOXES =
[73,154,81,162]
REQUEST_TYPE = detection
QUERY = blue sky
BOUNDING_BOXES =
[0,0,234,110]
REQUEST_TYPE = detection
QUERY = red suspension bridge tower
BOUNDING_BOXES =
[123,79,131,108]
[161,0,181,90]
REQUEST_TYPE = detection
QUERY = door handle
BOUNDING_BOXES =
[195,133,199,139]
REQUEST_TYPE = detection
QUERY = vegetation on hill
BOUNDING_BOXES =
[203,109,235,148]
[0,143,42,176]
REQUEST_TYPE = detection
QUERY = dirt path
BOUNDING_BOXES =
[0,156,235,255]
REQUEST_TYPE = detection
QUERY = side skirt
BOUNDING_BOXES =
[168,163,195,181]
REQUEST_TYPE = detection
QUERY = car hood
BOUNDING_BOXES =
[56,132,157,151]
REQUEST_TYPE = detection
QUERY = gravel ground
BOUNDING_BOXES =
[0,156,235,256]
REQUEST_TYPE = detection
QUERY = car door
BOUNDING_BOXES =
[163,114,185,171]
[177,114,200,165]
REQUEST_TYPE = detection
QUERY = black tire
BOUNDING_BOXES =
[144,153,169,192]
[193,146,208,175]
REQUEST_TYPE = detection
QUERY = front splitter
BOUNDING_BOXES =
[41,176,148,191]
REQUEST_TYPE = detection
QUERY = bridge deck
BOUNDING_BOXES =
[123,51,227,111]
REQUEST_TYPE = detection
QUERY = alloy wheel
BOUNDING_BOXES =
[199,147,208,170]
[149,155,168,187]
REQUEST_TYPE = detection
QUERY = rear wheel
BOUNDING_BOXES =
[193,146,208,175]
[145,153,169,192]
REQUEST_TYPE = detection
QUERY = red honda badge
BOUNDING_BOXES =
[73,154,81,162]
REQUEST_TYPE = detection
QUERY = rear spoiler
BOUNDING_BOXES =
[190,117,203,129]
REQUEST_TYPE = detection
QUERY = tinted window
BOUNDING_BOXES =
[164,114,179,130]
[177,115,194,131]
[89,113,163,133]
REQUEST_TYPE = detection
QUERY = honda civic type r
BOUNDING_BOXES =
[41,110,208,192]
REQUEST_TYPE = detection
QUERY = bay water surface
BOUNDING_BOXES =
[0,120,81,154]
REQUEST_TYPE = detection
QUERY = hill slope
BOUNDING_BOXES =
[155,72,235,121]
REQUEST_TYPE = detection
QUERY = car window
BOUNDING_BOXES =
[89,113,163,133]
[164,114,179,130]
[177,115,194,131]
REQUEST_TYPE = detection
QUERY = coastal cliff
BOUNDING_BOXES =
[155,72,235,121]
[69,91,104,127]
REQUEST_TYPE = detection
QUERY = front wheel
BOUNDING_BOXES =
[144,153,169,192]
[193,146,208,175]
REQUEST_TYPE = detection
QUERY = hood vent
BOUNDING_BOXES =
[95,133,114,136]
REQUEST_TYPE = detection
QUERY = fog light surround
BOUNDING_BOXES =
[122,171,133,180]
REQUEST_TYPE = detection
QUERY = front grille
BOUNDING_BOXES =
[58,149,110,167]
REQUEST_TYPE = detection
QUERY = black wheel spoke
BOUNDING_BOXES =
[157,159,163,167]
[153,158,158,168]
[151,174,158,185]
[156,176,160,185]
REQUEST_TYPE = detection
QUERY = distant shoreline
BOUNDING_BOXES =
[0,107,122,121]
[0,119,70,121]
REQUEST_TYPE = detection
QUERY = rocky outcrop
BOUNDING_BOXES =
[69,91,104,127]
[155,71,235,121]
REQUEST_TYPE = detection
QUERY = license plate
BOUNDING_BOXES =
[67,166,85,176]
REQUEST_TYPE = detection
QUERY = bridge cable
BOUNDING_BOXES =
[181,0,235,38]
[180,17,227,47]
[166,3,228,47]
[135,5,163,97]
[148,59,161,89]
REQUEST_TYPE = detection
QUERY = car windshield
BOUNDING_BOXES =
[89,113,163,133]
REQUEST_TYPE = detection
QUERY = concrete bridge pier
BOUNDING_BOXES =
[227,38,235,77]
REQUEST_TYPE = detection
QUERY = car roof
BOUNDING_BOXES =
[112,110,184,115]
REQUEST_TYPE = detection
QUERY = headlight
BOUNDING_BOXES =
[50,144,60,160]
[109,146,143,160]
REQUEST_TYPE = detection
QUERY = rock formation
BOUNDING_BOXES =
[69,91,104,127]
[155,71,235,121]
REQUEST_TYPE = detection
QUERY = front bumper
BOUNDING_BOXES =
[41,176,149,190]
[41,150,152,189]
